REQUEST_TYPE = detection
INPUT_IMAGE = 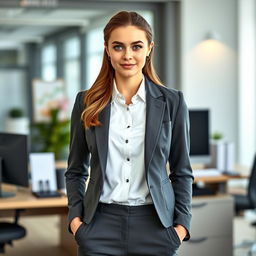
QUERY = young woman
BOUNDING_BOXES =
[65,11,193,256]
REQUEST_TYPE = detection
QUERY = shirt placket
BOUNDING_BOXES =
[122,103,133,200]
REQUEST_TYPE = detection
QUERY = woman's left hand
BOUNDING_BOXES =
[173,224,187,243]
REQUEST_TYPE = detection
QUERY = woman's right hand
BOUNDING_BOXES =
[70,217,83,235]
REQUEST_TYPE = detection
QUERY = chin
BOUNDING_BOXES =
[116,70,140,79]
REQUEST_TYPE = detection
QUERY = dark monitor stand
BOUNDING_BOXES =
[0,157,16,198]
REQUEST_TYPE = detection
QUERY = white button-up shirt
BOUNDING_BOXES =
[99,76,153,205]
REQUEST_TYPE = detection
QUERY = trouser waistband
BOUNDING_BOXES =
[97,202,156,216]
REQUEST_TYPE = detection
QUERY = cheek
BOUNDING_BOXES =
[136,54,147,66]
[110,55,120,67]
[136,51,147,61]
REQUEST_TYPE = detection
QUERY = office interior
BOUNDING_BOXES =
[0,0,255,255]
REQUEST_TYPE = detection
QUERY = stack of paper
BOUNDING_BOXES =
[193,168,222,177]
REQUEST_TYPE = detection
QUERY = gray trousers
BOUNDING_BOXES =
[74,203,181,256]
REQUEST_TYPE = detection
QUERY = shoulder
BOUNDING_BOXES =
[160,85,181,99]
[74,90,87,110]
[150,81,184,107]
[76,90,87,99]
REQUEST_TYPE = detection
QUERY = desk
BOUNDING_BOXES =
[0,185,76,256]
[192,164,249,194]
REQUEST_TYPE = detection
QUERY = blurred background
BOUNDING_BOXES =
[0,0,255,256]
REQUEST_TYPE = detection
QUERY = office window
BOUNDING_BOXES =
[41,44,57,81]
[139,10,154,29]
[85,10,154,90]
[86,28,104,89]
[63,37,81,113]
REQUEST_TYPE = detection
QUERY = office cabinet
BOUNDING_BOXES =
[178,195,234,256]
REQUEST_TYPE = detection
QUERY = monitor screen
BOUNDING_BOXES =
[188,110,210,164]
[0,133,29,197]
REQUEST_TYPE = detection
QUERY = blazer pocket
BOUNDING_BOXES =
[162,121,172,131]
[161,180,174,211]
[162,120,172,125]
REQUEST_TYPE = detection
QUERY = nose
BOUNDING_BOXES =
[123,48,132,60]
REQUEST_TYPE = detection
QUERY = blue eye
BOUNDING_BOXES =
[113,45,123,51]
[133,45,143,50]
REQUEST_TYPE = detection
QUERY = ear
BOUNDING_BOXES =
[104,42,110,56]
[147,41,154,56]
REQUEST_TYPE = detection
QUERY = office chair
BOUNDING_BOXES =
[233,154,256,256]
[233,154,256,214]
[0,209,26,253]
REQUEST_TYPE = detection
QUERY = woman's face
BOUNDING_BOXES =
[105,25,153,80]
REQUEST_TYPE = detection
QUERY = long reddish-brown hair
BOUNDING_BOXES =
[82,11,163,128]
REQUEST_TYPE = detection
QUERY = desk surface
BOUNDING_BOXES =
[192,163,249,183]
[0,185,67,210]
[194,175,243,183]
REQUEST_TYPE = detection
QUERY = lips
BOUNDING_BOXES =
[120,64,135,69]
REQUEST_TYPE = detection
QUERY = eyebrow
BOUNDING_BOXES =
[112,40,144,45]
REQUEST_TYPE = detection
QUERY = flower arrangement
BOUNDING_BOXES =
[31,98,70,160]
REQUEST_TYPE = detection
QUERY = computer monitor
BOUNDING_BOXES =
[0,133,29,198]
[188,109,211,164]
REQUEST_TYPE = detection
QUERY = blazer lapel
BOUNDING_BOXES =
[145,78,166,174]
[95,101,111,179]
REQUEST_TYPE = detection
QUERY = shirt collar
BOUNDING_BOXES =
[111,76,146,104]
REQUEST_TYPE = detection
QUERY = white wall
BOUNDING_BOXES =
[238,0,256,166]
[181,0,239,162]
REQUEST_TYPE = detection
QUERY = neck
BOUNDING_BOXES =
[115,73,143,97]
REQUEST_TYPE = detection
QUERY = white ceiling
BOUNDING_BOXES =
[0,8,109,48]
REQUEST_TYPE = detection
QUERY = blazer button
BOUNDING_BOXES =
[149,185,153,189]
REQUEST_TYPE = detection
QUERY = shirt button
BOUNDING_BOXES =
[127,125,130,128]
[125,139,128,143]
[127,107,129,111]
[126,179,129,183]
[127,158,130,161]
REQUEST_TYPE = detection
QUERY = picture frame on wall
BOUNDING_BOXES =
[32,79,68,122]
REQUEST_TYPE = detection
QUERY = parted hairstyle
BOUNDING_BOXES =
[81,11,163,128]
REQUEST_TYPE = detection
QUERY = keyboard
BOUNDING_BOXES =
[33,190,62,198]
[221,170,240,176]
[193,168,222,177]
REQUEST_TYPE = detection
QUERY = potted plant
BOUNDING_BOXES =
[31,99,70,160]
[5,107,29,134]
[211,131,224,141]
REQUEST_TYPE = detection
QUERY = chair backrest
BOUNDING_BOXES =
[248,153,256,207]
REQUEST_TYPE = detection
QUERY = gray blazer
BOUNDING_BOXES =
[65,76,194,241]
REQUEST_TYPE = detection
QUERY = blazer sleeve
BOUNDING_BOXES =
[168,91,194,241]
[65,91,90,233]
